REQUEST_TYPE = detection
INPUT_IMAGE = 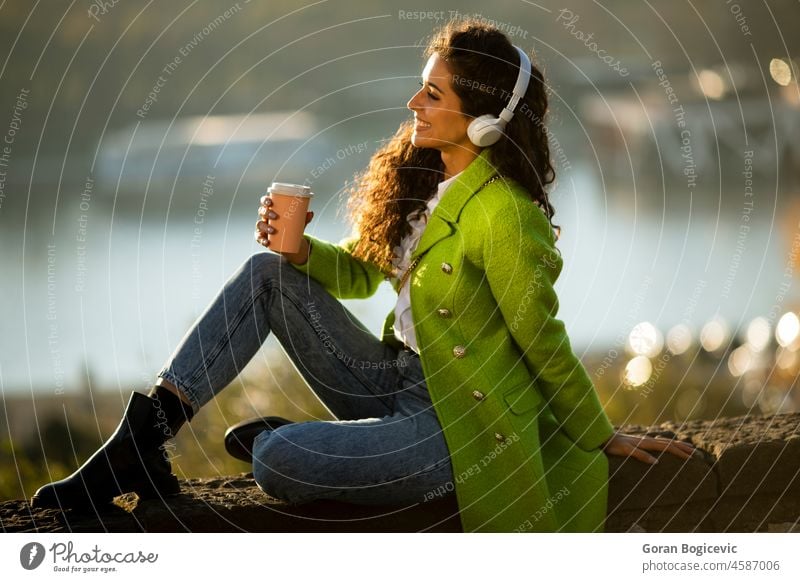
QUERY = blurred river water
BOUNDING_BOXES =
[1,125,794,397]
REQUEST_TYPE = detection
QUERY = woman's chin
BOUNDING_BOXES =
[410,133,437,149]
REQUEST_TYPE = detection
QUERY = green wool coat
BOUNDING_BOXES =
[289,146,615,532]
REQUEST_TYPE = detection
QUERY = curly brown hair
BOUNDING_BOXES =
[345,16,559,274]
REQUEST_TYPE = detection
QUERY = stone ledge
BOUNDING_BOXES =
[0,475,462,533]
[3,412,800,532]
[606,411,800,532]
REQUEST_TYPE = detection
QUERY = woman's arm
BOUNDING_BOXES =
[256,195,384,299]
[482,194,614,451]
[482,193,697,462]
[287,233,386,300]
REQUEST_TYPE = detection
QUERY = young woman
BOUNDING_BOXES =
[32,17,694,532]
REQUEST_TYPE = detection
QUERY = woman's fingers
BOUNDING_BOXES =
[672,441,697,456]
[608,437,657,464]
[305,210,314,225]
[255,227,268,246]
[258,206,278,219]
[255,220,275,246]
[632,447,660,465]
[257,195,273,225]
[634,436,696,460]
[656,437,696,456]
[605,433,697,465]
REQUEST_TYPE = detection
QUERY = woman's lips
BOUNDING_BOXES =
[415,119,432,131]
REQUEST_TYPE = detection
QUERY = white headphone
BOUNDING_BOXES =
[466,45,532,147]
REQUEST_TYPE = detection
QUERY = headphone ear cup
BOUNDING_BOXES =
[467,114,503,147]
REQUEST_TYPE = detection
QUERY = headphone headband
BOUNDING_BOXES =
[500,46,532,123]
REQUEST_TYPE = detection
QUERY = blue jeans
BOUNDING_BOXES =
[158,251,455,506]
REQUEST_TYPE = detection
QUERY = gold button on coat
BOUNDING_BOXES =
[453,345,467,358]
[441,262,453,274]
[472,390,485,401]
[494,432,506,443]
[437,308,452,318]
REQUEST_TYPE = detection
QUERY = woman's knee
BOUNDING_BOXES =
[251,429,307,503]
[239,251,302,288]
[243,251,280,281]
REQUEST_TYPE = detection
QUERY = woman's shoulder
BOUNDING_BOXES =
[466,176,555,243]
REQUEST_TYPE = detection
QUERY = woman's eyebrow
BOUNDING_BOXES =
[421,77,445,93]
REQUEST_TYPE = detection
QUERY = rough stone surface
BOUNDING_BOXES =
[3,412,799,532]
[0,475,462,533]
[606,411,800,532]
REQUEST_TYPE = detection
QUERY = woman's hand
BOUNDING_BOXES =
[601,431,696,464]
[255,194,314,265]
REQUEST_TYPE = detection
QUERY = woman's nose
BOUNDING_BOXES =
[407,89,422,112]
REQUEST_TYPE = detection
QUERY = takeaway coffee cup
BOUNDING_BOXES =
[266,182,314,253]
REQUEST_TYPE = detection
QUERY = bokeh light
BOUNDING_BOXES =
[696,69,727,99]
[769,58,793,86]
[728,344,754,377]
[745,316,771,352]
[666,323,693,355]
[627,321,664,357]
[700,316,730,352]
[623,356,653,387]
[776,312,800,348]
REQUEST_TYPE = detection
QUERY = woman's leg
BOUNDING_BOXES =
[158,251,454,505]
[252,348,455,506]
[31,250,424,510]
[157,251,405,420]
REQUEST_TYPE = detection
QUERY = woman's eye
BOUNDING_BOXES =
[418,81,439,100]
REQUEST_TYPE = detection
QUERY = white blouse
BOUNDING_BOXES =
[392,171,462,352]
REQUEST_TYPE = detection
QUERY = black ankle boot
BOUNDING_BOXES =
[224,416,294,463]
[30,391,189,510]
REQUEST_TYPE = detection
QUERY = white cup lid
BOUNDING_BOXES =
[268,182,313,197]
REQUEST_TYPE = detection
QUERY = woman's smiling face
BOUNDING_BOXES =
[406,53,475,154]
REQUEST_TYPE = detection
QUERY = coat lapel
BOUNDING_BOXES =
[409,214,453,259]
[410,147,499,261]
